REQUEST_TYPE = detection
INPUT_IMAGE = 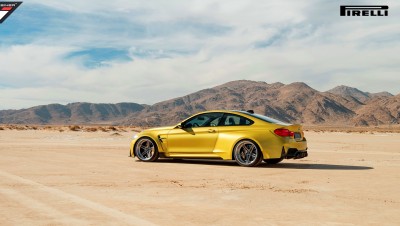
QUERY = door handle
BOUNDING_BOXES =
[208,129,216,133]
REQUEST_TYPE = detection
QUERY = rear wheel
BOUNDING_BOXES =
[233,140,262,167]
[134,137,159,162]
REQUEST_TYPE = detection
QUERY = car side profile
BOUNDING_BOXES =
[129,110,308,167]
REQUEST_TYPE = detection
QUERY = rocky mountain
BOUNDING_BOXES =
[0,80,398,126]
[327,85,394,104]
[327,85,371,103]
[122,81,398,126]
[0,102,145,124]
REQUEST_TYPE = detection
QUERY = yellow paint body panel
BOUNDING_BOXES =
[130,110,308,161]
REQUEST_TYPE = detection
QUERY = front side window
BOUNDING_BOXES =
[183,112,223,128]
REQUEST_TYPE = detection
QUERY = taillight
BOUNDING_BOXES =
[274,128,294,137]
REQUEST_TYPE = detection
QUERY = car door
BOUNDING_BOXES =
[166,112,223,155]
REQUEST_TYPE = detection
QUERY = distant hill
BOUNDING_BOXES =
[0,80,398,126]
[327,85,372,103]
[0,102,145,124]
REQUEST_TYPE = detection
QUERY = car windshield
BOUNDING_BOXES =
[237,111,290,125]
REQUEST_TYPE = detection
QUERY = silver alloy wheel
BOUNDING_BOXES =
[234,140,259,166]
[135,138,155,161]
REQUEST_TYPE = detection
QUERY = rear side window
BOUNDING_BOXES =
[220,114,253,126]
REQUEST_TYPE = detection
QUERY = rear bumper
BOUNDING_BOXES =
[284,138,307,150]
[281,137,308,159]
[285,149,308,159]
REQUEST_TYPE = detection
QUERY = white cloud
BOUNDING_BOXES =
[1,0,399,109]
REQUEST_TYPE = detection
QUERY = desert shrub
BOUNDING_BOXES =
[44,126,52,130]
[0,127,4,130]
[16,126,26,130]
[98,127,108,132]
[85,127,98,132]
[108,126,117,131]
[69,125,81,131]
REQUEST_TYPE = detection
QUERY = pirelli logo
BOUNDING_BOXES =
[340,5,389,16]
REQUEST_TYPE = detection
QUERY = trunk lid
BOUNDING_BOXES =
[284,124,304,141]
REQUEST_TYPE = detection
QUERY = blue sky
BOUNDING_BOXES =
[0,0,399,109]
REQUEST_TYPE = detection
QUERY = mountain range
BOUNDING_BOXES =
[0,80,399,126]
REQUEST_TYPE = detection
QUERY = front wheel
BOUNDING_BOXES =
[134,137,159,162]
[233,140,262,167]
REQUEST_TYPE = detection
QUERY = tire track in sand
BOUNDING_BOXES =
[0,170,156,226]
[0,188,88,225]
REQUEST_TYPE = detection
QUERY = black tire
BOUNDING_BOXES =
[134,137,159,162]
[233,140,262,167]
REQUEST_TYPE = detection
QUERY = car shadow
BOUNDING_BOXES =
[260,162,373,170]
[149,159,373,170]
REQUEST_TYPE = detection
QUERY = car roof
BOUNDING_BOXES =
[193,110,290,125]
[192,110,255,118]
[196,110,244,114]
[199,110,255,114]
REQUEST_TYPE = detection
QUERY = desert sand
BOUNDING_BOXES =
[0,129,399,225]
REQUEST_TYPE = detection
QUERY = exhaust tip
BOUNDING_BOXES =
[294,151,308,159]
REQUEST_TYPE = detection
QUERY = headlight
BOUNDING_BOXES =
[133,134,138,139]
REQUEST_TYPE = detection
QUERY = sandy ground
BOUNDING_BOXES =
[0,129,399,226]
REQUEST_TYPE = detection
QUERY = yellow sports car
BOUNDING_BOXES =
[129,110,308,167]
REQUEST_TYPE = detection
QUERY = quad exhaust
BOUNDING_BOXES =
[285,149,308,159]
[293,151,308,159]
